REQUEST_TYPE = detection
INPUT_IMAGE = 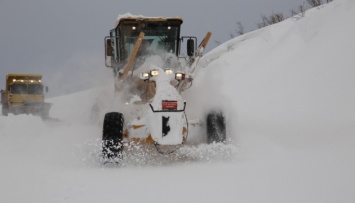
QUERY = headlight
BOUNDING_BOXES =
[164,68,174,75]
[175,72,185,80]
[150,70,159,76]
[140,72,150,80]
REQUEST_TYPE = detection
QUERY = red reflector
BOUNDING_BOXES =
[162,100,177,110]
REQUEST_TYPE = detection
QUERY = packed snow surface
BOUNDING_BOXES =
[1,1,354,202]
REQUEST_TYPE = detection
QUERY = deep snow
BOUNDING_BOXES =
[1,0,354,202]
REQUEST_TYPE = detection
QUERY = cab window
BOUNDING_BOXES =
[10,84,27,94]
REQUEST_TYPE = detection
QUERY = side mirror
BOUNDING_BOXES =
[105,38,113,57]
[187,39,195,57]
[105,37,113,67]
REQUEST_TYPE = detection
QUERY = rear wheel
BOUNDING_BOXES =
[206,111,226,144]
[102,112,124,160]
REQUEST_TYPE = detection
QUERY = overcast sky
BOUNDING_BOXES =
[0,0,305,97]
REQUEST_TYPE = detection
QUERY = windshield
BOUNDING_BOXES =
[10,84,43,95]
[11,84,27,94]
[119,21,181,59]
[28,84,44,94]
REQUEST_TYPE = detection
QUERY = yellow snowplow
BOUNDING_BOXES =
[101,15,225,162]
[1,74,51,118]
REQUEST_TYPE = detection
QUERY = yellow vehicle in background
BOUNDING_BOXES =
[1,74,51,118]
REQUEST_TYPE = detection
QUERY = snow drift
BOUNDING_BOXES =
[0,0,354,202]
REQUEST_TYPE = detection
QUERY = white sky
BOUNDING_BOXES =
[0,0,304,96]
[0,0,354,202]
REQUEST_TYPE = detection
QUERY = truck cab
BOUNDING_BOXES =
[105,16,196,76]
[1,74,51,117]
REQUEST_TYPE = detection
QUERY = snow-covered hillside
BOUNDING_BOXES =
[1,0,354,202]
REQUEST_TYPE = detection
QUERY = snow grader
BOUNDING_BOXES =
[102,14,226,161]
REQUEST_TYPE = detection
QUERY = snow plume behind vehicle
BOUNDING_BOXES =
[40,51,113,98]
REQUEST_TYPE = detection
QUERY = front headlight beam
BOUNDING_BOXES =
[139,69,187,82]
[175,72,186,81]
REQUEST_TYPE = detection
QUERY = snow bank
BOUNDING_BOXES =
[1,1,354,202]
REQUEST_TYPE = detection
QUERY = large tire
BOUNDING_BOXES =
[206,111,226,144]
[102,112,124,159]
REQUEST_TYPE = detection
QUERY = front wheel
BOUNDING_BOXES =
[102,112,124,160]
[206,111,226,144]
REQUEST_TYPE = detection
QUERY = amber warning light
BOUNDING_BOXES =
[162,100,177,110]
